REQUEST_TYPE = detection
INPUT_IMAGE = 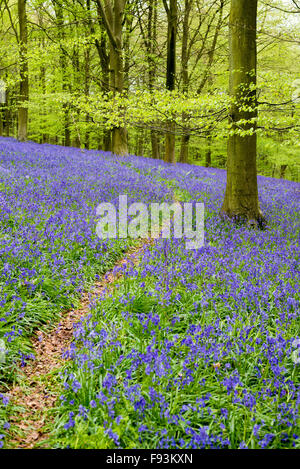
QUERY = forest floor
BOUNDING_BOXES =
[6,240,151,448]
[0,138,299,450]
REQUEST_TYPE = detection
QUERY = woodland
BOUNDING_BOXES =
[0,0,299,451]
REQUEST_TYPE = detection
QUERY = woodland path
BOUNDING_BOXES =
[7,240,151,449]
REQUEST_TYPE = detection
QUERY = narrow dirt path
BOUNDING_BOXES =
[7,240,150,449]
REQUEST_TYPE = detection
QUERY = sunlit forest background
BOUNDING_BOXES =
[0,0,299,180]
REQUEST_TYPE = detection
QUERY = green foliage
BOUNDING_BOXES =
[0,0,298,177]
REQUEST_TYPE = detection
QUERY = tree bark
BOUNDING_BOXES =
[17,0,29,142]
[205,137,212,167]
[221,0,265,226]
[151,129,160,159]
[179,0,192,164]
[165,124,176,163]
[4,82,10,137]
[53,1,71,146]
[0,80,6,137]
[110,0,128,155]
[148,0,160,159]
[96,0,128,155]
[93,1,111,151]
[71,42,81,148]
[84,45,91,149]
[164,0,177,164]
[37,10,48,144]
[179,134,189,163]
[0,105,3,136]
[280,164,288,179]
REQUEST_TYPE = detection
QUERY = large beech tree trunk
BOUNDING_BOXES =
[110,7,128,156]
[96,0,128,155]
[221,0,264,225]
[17,0,29,141]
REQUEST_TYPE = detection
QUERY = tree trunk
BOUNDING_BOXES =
[71,43,81,148]
[179,134,189,163]
[111,1,127,155]
[17,0,29,142]
[92,3,112,151]
[221,0,264,226]
[124,14,133,93]
[0,105,3,136]
[0,80,5,137]
[164,0,177,164]
[111,126,127,155]
[53,2,71,146]
[137,129,145,156]
[148,0,160,159]
[110,33,128,156]
[84,45,90,149]
[205,137,212,167]
[4,83,10,136]
[38,11,48,144]
[179,0,192,164]
[165,123,176,164]
[151,130,160,159]
[102,129,111,152]
[280,164,288,179]
[39,61,47,143]
[97,0,128,155]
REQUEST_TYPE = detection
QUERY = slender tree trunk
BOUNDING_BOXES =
[4,82,10,137]
[84,45,90,149]
[221,0,264,226]
[92,2,111,151]
[0,80,5,137]
[164,0,177,164]
[138,128,145,156]
[280,164,287,179]
[0,105,3,136]
[72,43,81,148]
[53,2,71,146]
[179,134,189,163]
[39,62,47,143]
[165,124,176,163]
[205,136,212,167]
[38,11,48,144]
[148,0,160,159]
[124,14,133,93]
[150,130,160,159]
[179,0,192,164]
[84,0,91,149]
[17,0,29,141]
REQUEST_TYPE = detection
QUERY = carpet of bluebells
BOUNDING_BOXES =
[0,137,299,449]
[0,137,173,446]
